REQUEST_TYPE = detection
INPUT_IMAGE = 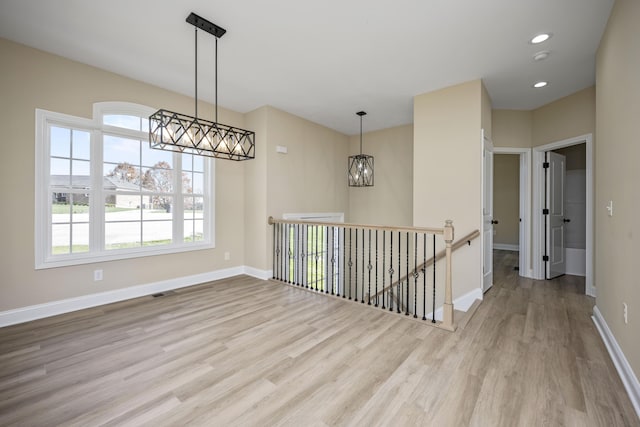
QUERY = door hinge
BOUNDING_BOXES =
[543,255,549,262]
[542,208,549,215]
[543,162,549,169]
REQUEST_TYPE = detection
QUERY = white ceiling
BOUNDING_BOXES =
[0,0,614,135]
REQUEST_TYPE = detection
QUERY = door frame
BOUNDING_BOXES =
[493,147,532,278]
[532,134,594,296]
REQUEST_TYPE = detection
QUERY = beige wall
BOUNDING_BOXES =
[532,86,596,147]
[413,80,485,299]
[595,0,640,381]
[0,39,247,311]
[494,154,520,246]
[348,124,413,226]
[492,110,532,148]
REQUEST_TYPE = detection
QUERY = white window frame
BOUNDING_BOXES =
[35,102,215,269]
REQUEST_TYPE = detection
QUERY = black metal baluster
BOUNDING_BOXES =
[423,233,427,320]
[354,228,358,301]
[432,234,436,323]
[374,229,378,307]
[285,224,289,283]
[296,224,301,286]
[413,232,418,318]
[360,228,364,304]
[314,225,318,291]
[303,225,308,288]
[397,231,401,314]
[330,226,335,295]
[389,232,393,312]
[405,232,410,315]
[272,221,276,279]
[341,227,345,298]
[381,231,386,309]
[348,228,352,300]
[277,223,282,281]
[368,229,372,305]
[325,226,329,294]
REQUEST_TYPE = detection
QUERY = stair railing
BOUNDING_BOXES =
[268,217,458,331]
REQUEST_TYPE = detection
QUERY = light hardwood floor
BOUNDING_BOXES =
[0,250,638,426]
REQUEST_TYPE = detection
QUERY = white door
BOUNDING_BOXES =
[482,131,494,292]
[546,151,566,279]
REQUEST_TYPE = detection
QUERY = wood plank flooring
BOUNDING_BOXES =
[0,250,638,426]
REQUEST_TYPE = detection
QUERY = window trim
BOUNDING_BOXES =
[35,102,215,270]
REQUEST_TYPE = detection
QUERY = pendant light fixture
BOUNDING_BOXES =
[149,13,255,160]
[348,111,374,187]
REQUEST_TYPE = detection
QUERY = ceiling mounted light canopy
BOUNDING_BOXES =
[348,111,374,187]
[149,13,255,160]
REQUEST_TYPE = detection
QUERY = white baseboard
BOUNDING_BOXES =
[432,287,483,321]
[243,267,272,281]
[0,265,263,328]
[493,243,519,251]
[592,306,640,420]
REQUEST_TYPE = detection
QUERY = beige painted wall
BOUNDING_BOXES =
[348,124,413,226]
[413,80,484,300]
[0,39,247,311]
[494,154,520,246]
[595,0,640,381]
[492,110,532,148]
[532,86,595,147]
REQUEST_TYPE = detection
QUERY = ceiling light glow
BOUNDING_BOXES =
[531,33,551,44]
[533,81,548,88]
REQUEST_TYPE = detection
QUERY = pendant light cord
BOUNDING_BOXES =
[359,114,363,155]
[215,37,218,123]
[194,27,198,118]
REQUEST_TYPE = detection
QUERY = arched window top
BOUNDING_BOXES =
[93,102,156,132]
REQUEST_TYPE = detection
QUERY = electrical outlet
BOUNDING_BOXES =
[606,200,613,217]
[623,302,628,324]
[94,269,103,281]
[224,252,231,261]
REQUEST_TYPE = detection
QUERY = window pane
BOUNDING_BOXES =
[193,155,204,172]
[184,220,204,242]
[103,114,142,131]
[71,160,91,188]
[142,142,172,168]
[72,223,89,253]
[182,153,193,171]
[52,223,70,254]
[50,127,70,158]
[141,166,173,193]
[105,197,141,218]
[142,221,172,246]
[104,135,140,164]
[52,197,70,223]
[105,222,141,250]
[51,158,70,179]
[72,130,90,160]
[104,163,141,190]
[71,194,90,222]
[191,172,203,194]
[144,196,172,220]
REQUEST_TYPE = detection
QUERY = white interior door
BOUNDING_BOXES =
[482,132,494,292]
[546,151,566,279]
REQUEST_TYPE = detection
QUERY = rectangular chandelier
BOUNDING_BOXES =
[149,109,255,160]
[149,13,255,161]
[348,153,374,186]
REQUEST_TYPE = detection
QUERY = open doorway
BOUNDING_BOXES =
[533,134,594,296]
[492,147,531,278]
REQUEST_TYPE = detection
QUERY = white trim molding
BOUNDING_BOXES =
[0,266,262,327]
[532,134,594,297]
[493,147,532,279]
[592,306,640,419]
[432,287,483,321]
[493,243,519,251]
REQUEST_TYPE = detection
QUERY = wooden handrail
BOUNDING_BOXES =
[369,229,480,300]
[268,216,444,235]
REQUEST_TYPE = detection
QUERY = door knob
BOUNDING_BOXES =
[563,218,571,223]
[491,220,499,225]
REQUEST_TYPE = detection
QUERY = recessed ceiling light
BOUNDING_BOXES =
[533,81,548,88]
[533,51,550,61]
[530,33,551,44]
